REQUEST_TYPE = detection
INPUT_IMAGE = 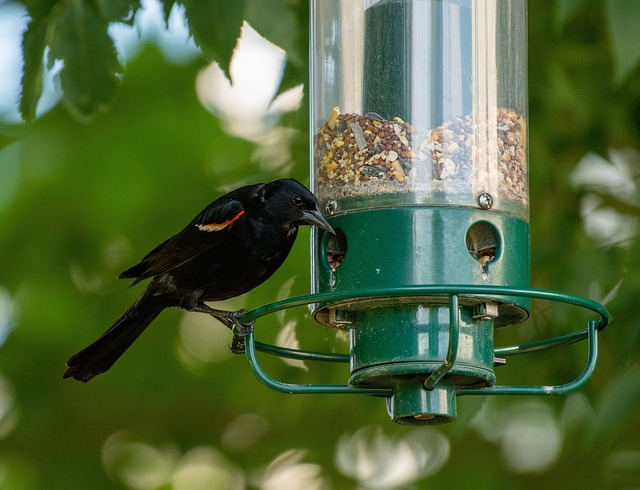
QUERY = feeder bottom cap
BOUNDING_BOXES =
[413,414,436,421]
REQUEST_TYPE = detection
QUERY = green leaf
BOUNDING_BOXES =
[49,0,122,121]
[19,16,48,121]
[22,0,58,20]
[605,0,640,84]
[246,0,306,94]
[159,0,177,24]
[94,0,142,24]
[245,0,297,55]
[182,0,246,77]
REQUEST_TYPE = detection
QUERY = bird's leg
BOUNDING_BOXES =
[181,296,253,354]
[181,293,236,328]
[184,302,236,329]
[184,302,252,333]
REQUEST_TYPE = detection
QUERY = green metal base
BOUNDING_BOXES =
[233,205,611,425]
[387,379,457,425]
[307,206,530,423]
[346,294,493,424]
[240,286,609,425]
[348,304,495,388]
[313,207,531,328]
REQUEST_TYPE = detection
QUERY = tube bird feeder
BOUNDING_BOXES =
[239,0,609,425]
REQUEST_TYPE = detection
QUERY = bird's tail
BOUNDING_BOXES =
[63,289,166,382]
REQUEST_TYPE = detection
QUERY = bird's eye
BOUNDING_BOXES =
[291,195,303,206]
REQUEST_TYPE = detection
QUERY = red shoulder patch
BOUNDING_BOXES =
[195,210,246,232]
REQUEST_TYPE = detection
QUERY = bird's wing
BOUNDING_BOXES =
[119,197,249,284]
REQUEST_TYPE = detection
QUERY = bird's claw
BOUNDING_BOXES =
[229,335,247,354]
[230,309,253,335]
[229,310,254,355]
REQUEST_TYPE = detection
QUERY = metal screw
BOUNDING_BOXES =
[326,200,338,215]
[477,193,493,210]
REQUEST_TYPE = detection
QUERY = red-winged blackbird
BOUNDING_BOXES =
[64,178,334,382]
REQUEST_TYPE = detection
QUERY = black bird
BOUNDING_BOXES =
[64,178,334,382]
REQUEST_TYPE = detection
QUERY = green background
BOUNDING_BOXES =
[0,0,639,488]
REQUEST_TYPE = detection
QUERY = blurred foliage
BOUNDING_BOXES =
[17,0,306,120]
[0,0,639,489]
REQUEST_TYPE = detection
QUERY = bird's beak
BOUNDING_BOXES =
[302,209,335,234]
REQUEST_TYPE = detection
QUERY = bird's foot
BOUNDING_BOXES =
[228,309,254,355]
[184,301,253,354]
[230,333,247,354]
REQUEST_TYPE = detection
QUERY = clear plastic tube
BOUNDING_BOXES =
[311,0,528,220]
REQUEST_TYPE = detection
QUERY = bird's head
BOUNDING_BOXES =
[263,179,335,234]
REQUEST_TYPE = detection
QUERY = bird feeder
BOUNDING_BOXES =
[240,0,609,425]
